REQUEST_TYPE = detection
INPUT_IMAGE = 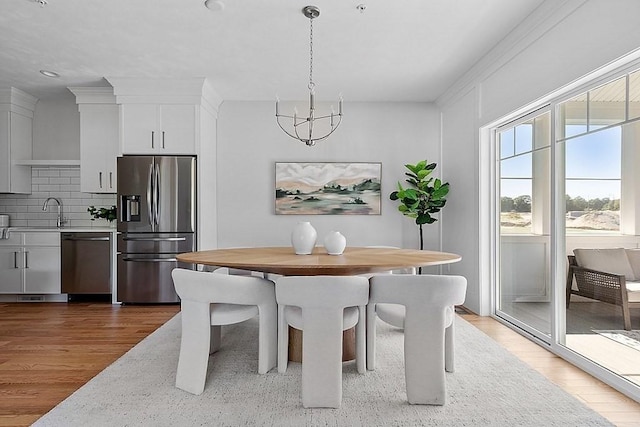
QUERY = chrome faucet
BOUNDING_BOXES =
[42,197,67,228]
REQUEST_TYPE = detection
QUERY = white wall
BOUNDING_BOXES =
[216,101,441,251]
[32,92,80,160]
[438,0,640,314]
[441,88,483,311]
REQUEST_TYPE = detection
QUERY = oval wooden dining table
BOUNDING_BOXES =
[176,246,461,276]
[176,246,462,362]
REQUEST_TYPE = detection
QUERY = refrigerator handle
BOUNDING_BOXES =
[147,162,154,231]
[154,162,160,226]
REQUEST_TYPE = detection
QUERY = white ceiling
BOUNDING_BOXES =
[0,0,545,102]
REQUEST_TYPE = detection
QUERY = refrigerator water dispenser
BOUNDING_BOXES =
[120,195,141,222]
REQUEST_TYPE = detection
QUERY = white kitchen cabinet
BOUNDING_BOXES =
[79,105,119,193]
[0,247,23,293]
[0,88,37,194]
[23,246,61,294]
[120,104,196,154]
[0,231,60,294]
[69,87,119,193]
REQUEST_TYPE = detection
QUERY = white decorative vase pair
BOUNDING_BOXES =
[291,222,346,255]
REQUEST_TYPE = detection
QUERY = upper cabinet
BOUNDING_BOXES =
[106,78,222,156]
[69,87,119,194]
[120,104,196,154]
[0,88,37,194]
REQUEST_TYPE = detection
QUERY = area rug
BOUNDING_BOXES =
[595,329,640,352]
[34,315,613,427]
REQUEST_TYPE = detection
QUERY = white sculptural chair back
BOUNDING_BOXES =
[367,274,467,405]
[275,275,369,408]
[364,246,416,336]
[171,268,277,395]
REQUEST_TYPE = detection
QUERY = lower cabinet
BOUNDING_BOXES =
[0,232,60,294]
[0,247,23,293]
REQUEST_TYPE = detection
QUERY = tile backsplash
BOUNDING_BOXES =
[0,167,116,228]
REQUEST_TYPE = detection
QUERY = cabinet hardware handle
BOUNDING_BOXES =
[24,251,29,269]
[122,237,186,241]
[109,172,113,189]
[151,131,155,148]
[147,163,154,230]
[14,251,18,269]
[162,131,165,149]
[154,163,160,225]
[99,172,103,188]
[122,257,178,262]
[63,237,110,241]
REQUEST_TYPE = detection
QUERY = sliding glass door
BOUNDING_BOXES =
[492,65,640,397]
[496,110,552,338]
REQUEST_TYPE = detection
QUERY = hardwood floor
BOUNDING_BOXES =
[1,303,639,426]
[0,302,179,427]
[462,312,640,427]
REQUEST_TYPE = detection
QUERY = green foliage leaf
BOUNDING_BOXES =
[87,205,117,222]
[403,188,418,199]
[404,163,417,175]
[405,179,420,188]
[416,213,433,225]
[402,198,419,209]
[417,169,431,180]
[414,160,427,171]
[389,160,450,231]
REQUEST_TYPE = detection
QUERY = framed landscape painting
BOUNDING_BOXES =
[275,162,381,215]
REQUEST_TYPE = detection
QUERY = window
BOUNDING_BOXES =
[558,78,626,233]
[499,113,550,234]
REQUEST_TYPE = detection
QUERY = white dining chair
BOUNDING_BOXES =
[367,274,467,405]
[275,275,369,408]
[363,246,416,335]
[171,268,277,395]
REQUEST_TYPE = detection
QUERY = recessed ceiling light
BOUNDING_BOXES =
[204,0,225,11]
[39,70,60,78]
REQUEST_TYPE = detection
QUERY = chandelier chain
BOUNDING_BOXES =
[309,16,314,90]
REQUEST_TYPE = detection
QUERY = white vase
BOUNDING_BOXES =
[291,222,317,255]
[324,231,346,255]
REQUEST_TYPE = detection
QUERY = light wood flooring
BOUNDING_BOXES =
[1,303,639,426]
[464,312,640,427]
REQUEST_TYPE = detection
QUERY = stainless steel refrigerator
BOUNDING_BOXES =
[116,155,196,303]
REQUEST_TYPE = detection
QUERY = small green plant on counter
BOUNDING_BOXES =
[87,205,117,222]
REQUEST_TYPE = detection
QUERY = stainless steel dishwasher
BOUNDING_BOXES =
[61,232,112,300]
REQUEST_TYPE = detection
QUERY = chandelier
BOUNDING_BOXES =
[275,5,342,147]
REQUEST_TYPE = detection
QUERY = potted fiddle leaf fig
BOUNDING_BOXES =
[390,160,449,271]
